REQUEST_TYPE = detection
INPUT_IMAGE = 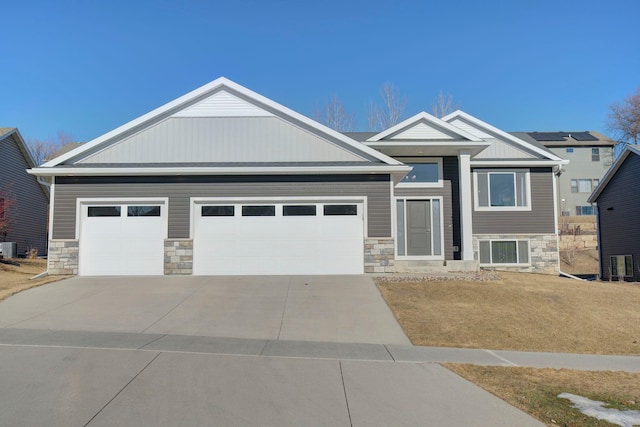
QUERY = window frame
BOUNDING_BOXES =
[592,148,600,162]
[201,205,235,217]
[396,157,443,188]
[575,205,594,216]
[478,239,531,266]
[473,169,531,211]
[323,204,358,216]
[241,205,276,217]
[610,255,633,278]
[127,205,161,217]
[87,206,122,217]
[283,205,317,216]
[571,178,599,194]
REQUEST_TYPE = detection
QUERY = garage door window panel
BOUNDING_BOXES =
[283,205,317,216]
[242,205,276,216]
[324,205,357,216]
[127,206,161,217]
[202,205,235,217]
[87,206,121,217]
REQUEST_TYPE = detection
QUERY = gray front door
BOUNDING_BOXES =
[406,200,431,256]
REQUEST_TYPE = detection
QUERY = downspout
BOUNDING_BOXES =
[594,202,603,280]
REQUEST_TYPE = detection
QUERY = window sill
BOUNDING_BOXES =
[474,206,532,212]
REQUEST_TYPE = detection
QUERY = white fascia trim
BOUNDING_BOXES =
[43,77,403,167]
[442,110,565,162]
[366,111,483,142]
[365,141,491,149]
[29,165,412,177]
[471,160,568,167]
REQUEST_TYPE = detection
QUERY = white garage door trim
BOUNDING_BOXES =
[77,197,168,276]
[191,196,367,275]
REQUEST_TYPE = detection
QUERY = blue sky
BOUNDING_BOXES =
[3,0,639,143]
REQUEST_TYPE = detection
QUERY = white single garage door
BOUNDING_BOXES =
[193,201,364,275]
[79,201,167,276]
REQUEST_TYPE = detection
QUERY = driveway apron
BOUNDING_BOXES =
[0,275,410,345]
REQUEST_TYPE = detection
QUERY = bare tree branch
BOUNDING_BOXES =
[607,86,640,146]
[312,95,356,132]
[27,131,78,165]
[431,90,460,118]
[366,83,407,131]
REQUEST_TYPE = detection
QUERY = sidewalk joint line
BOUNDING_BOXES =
[484,349,519,366]
[276,279,292,340]
[383,345,396,361]
[140,281,208,333]
[83,352,161,426]
[339,361,353,427]
[137,334,167,350]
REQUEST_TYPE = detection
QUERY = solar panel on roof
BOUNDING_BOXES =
[528,132,568,141]
[570,132,598,141]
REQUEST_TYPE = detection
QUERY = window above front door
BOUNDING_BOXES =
[396,158,443,188]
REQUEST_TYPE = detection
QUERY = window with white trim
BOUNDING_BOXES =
[479,240,530,265]
[397,158,443,187]
[474,170,530,210]
[571,178,599,193]
[592,148,600,162]
[610,255,633,277]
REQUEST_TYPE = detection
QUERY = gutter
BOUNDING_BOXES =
[559,271,586,281]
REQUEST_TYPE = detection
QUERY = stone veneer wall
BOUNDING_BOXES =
[364,237,395,273]
[164,239,193,275]
[473,234,559,274]
[48,240,79,275]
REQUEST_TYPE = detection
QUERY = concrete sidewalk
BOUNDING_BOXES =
[0,328,638,372]
[0,344,545,426]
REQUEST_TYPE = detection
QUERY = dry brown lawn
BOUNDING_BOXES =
[561,248,599,275]
[377,272,640,355]
[0,258,68,301]
[446,364,640,427]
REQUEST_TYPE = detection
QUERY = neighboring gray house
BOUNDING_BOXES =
[29,77,566,276]
[513,131,616,216]
[588,145,640,281]
[0,128,49,256]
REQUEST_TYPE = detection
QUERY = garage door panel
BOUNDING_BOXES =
[79,203,166,276]
[193,202,364,275]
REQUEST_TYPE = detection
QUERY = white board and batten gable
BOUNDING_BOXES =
[442,111,566,163]
[40,77,403,170]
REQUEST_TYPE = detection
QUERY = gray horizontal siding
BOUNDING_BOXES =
[0,134,49,255]
[52,175,392,240]
[595,153,640,281]
[472,167,555,234]
[394,157,460,260]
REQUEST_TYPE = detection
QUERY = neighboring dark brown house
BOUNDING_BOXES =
[0,128,49,256]
[588,145,640,281]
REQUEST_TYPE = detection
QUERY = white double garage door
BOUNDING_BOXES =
[78,199,364,276]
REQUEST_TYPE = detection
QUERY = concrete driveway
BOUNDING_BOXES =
[0,276,547,426]
[0,275,410,345]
